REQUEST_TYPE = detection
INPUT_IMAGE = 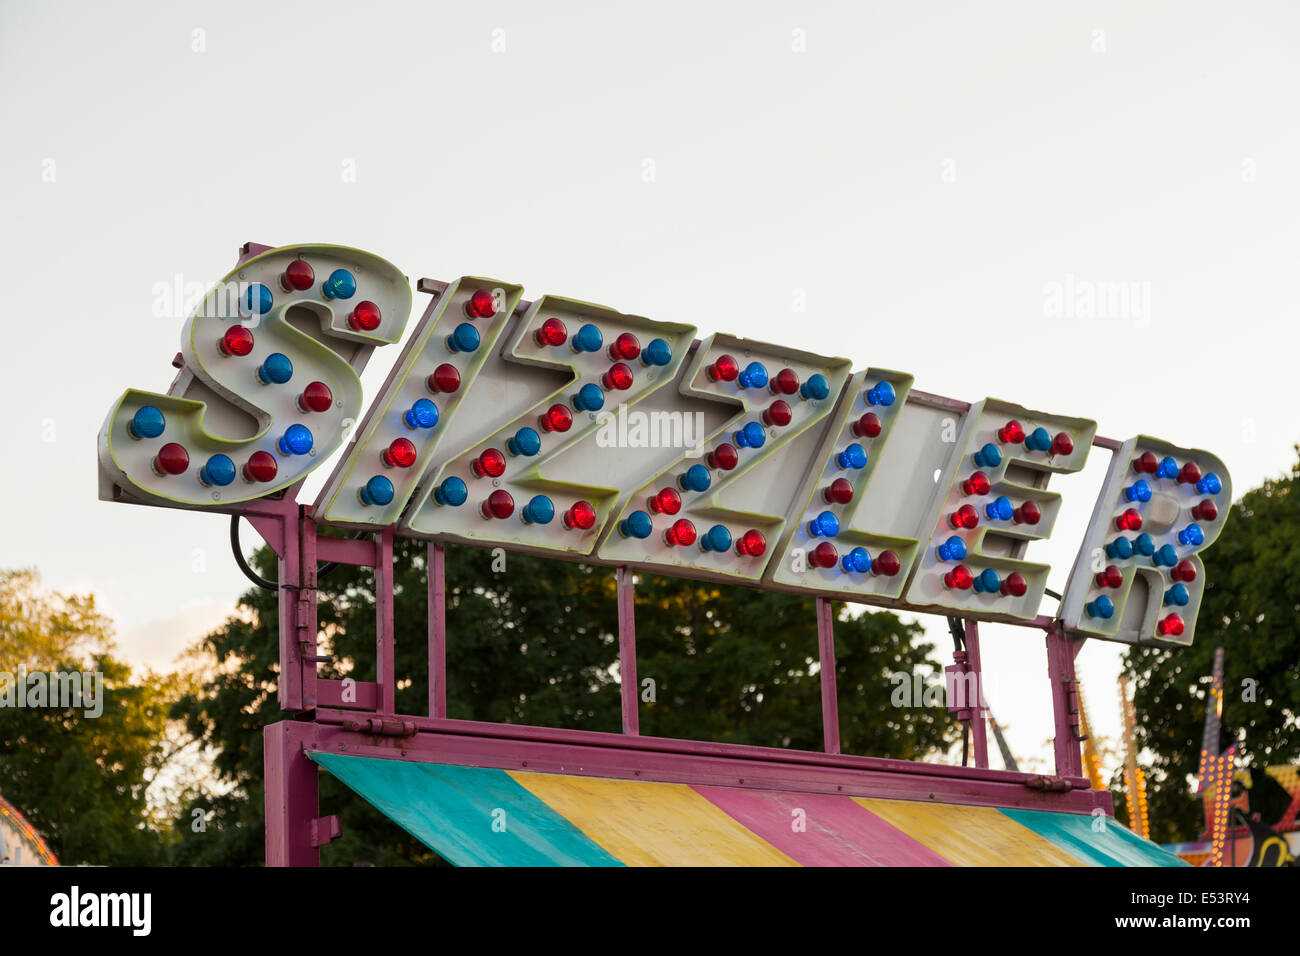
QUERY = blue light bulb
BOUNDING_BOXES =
[985,496,1014,521]
[243,283,273,316]
[973,568,1001,593]
[836,442,867,470]
[1196,473,1222,496]
[257,352,293,384]
[1153,543,1178,567]
[322,269,356,300]
[1026,427,1052,452]
[973,443,1001,469]
[277,423,314,456]
[573,383,605,412]
[1124,480,1152,503]
[199,454,236,487]
[1086,595,1114,619]
[737,361,769,389]
[734,421,766,448]
[1178,524,1204,546]
[521,495,555,525]
[447,322,480,353]
[620,510,654,539]
[1164,583,1190,606]
[433,476,468,507]
[1156,456,1179,479]
[128,405,166,440]
[571,323,603,353]
[1105,537,1135,560]
[808,510,840,538]
[404,398,439,430]
[937,536,968,562]
[640,338,672,367]
[507,426,542,457]
[842,547,871,573]
[678,464,711,493]
[1133,533,1155,556]
[359,475,395,506]
[700,525,732,552]
[800,373,830,401]
[866,381,896,407]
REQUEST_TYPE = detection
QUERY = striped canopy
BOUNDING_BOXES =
[312,751,1185,867]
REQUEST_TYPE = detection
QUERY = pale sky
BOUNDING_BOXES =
[3,0,1297,776]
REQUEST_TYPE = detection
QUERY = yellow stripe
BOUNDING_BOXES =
[510,772,799,867]
[855,798,1085,867]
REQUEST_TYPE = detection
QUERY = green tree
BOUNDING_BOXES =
[1121,449,1300,844]
[0,569,172,865]
[172,536,951,865]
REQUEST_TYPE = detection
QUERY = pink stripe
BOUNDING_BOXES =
[693,786,953,867]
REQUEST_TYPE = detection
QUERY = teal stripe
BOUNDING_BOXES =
[1000,808,1190,867]
[310,752,623,867]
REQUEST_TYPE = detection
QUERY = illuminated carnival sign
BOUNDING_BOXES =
[98,242,1231,647]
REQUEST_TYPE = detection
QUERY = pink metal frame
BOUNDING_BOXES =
[202,243,1106,864]
[245,488,1105,865]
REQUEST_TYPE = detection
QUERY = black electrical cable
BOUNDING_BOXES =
[947,615,969,765]
[1044,587,1063,602]
[229,515,350,591]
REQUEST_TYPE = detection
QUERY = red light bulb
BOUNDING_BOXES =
[998,420,1025,444]
[348,300,382,332]
[823,478,854,504]
[1051,432,1074,456]
[472,448,507,478]
[1095,565,1123,589]
[852,413,882,438]
[152,442,189,476]
[943,564,974,590]
[563,500,597,530]
[1178,462,1202,485]
[1171,559,1198,583]
[1000,572,1027,597]
[1115,508,1143,532]
[871,550,901,576]
[382,437,417,468]
[1013,501,1041,525]
[1134,451,1159,474]
[1157,613,1185,637]
[1192,499,1218,521]
[297,381,333,413]
[609,332,641,361]
[961,472,991,496]
[665,518,697,547]
[535,317,568,347]
[465,289,497,319]
[770,368,800,395]
[763,400,792,427]
[280,259,315,292]
[539,403,573,433]
[427,363,461,394]
[481,489,514,519]
[243,450,278,483]
[810,541,838,569]
[706,443,739,470]
[219,325,254,357]
[649,487,682,515]
[949,504,979,530]
[602,362,634,391]
[736,529,767,557]
[707,354,739,382]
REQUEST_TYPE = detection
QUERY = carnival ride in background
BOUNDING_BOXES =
[94,241,1239,866]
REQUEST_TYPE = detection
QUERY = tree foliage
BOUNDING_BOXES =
[1121,449,1300,843]
[171,536,951,865]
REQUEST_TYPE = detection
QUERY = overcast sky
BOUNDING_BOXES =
[3,0,1297,776]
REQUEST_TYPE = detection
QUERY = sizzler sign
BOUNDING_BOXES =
[98,242,1231,647]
